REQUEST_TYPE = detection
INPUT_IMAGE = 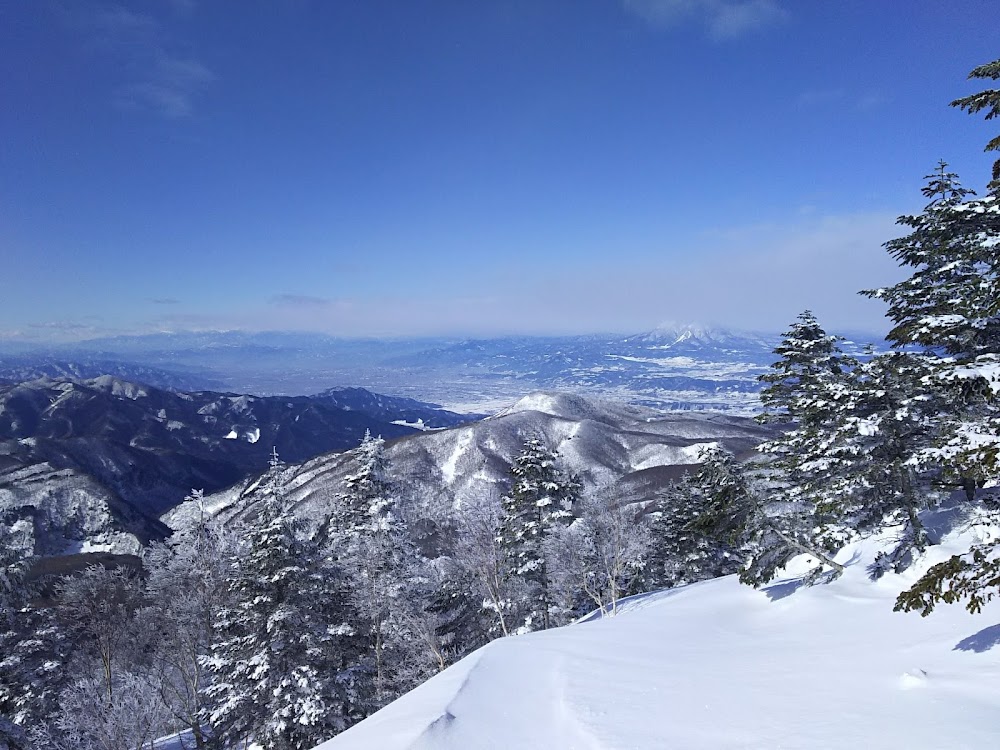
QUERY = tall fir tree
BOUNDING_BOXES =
[892,57,1000,616]
[333,431,431,712]
[758,310,855,426]
[689,446,844,587]
[755,312,858,555]
[862,163,1000,494]
[497,437,578,632]
[645,471,741,590]
[202,450,362,750]
[951,57,1000,191]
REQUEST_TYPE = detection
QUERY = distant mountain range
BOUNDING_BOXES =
[0,376,473,556]
[0,325,887,413]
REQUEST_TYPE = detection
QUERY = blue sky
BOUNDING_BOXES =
[2,1,997,341]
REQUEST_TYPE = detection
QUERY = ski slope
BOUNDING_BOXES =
[315,510,1000,750]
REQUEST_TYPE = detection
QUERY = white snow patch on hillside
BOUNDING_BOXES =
[630,441,713,471]
[393,418,429,430]
[440,430,473,485]
[224,429,238,439]
[245,427,261,443]
[315,518,1000,750]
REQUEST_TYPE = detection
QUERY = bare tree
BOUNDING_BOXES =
[55,565,146,704]
[548,494,650,618]
[142,493,234,750]
[453,495,519,637]
[42,672,167,750]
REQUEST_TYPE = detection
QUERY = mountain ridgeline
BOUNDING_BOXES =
[0,376,472,556]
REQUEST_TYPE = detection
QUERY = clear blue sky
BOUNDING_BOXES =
[2,1,997,341]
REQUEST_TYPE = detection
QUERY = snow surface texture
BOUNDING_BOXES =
[315,512,1000,750]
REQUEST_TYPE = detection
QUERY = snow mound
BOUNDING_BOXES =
[315,518,1000,750]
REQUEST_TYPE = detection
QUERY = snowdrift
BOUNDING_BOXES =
[314,507,1000,749]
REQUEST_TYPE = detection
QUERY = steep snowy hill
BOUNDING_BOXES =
[180,391,774,533]
[315,510,1000,750]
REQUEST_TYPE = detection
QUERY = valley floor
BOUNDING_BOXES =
[315,505,1000,750]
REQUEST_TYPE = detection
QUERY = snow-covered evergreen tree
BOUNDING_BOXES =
[862,164,1000,495]
[758,310,855,426]
[895,506,1000,617]
[689,446,844,586]
[0,525,32,750]
[203,452,362,750]
[0,600,73,744]
[497,438,579,632]
[645,470,740,590]
[754,312,858,558]
[328,431,430,712]
[951,57,1000,191]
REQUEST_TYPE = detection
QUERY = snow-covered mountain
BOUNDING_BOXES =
[0,377,472,555]
[178,390,775,533]
[314,504,1000,750]
[0,355,224,392]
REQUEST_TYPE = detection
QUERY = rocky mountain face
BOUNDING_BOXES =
[177,391,777,541]
[0,376,472,555]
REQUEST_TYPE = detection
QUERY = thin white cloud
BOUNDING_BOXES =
[61,2,213,118]
[270,294,336,309]
[623,0,788,39]
[797,88,887,112]
[118,56,214,118]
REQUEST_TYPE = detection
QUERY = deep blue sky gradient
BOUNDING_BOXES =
[2,1,998,340]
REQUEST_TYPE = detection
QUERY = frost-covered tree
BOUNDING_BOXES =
[54,565,147,705]
[142,489,233,750]
[40,672,167,750]
[497,438,579,631]
[546,494,649,617]
[330,430,430,711]
[203,454,361,750]
[690,446,844,587]
[453,496,519,638]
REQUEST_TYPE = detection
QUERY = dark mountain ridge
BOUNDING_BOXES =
[0,376,473,555]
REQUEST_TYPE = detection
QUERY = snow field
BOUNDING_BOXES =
[315,520,1000,750]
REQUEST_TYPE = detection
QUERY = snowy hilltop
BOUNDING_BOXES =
[313,505,1000,750]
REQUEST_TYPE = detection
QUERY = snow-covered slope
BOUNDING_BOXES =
[315,511,1000,750]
